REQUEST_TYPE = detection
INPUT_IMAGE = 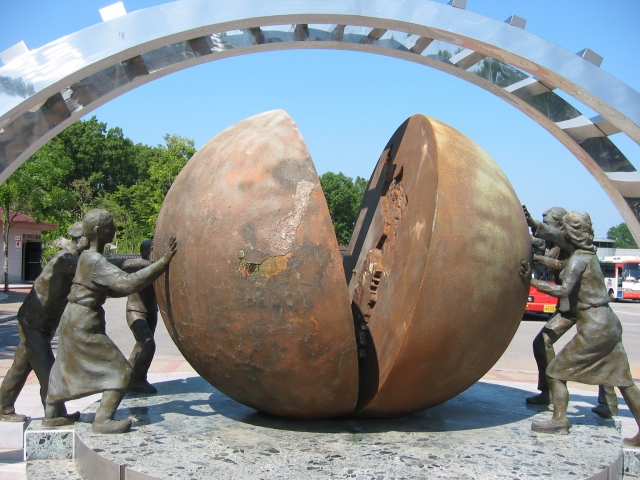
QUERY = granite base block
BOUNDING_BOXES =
[0,418,29,449]
[24,420,74,461]
[26,459,81,480]
[625,448,640,478]
[71,377,623,480]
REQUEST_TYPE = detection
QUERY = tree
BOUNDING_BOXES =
[95,185,153,254]
[3,118,196,261]
[28,119,196,254]
[607,223,638,249]
[437,49,452,61]
[146,134,196,207]
[472,58,528,88]
[52,116,144,192]
[524,92,581,123]
[93,133,196,252]
[470,57,580,123]
[0,142,74,290]
[319,172,368,246]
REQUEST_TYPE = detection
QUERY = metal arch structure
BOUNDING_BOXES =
[1,0,640,240]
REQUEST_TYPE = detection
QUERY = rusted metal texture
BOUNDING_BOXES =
[156,110,530,419]
[154,110,359,419]
[344,114,531,417]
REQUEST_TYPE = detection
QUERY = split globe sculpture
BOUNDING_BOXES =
[154,110,531,418]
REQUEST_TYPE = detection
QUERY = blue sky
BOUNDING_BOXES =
[1,0,639,237]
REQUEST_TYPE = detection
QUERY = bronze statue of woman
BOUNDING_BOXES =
[521,211,640,447]
[43,209,177,434]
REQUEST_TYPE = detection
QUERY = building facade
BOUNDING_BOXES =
[0,210,57,284]
[594,238,640,259]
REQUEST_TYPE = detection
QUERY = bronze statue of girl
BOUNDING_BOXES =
[44,209,177,434]
[521,210,640,447]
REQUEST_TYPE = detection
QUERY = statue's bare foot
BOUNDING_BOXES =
[624,434,640,448]
[526,391,551,405]
[92,418,132,434]
[130,380,157,394]
[0,412,28,422]
[42,416,77,427]
[592,403,618,418]
[531,418,570,434]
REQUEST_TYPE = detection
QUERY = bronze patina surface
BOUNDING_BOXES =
[524,211,640,447]
[45,209,176,434]
[344,115,531,417]
[155,111,530,419]
[154,110,359,419]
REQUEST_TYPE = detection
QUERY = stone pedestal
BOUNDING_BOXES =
[24,420,74,461]
[69,378,623,480]
[0,418,29,449]
[625,448,640,478]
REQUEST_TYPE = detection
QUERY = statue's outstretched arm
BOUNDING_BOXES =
[532,256,584,298]
[531,236,545,250]
[533,254,566,271]
[533,223,574,256]
[109,257,150,273]
[95,237,176,296]
[523,205,574,255]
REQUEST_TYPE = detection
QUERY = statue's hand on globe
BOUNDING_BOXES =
[161,236,177,264]
[519,259,532,283]
[522,205,536,229]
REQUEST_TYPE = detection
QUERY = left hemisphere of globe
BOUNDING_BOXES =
[154,110,359,419]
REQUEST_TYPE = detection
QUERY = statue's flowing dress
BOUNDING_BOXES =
[47,252,132,402]
[545,250,634,387]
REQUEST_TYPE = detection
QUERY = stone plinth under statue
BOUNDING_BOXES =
[34,377,622,480]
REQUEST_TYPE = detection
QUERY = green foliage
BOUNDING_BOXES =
[4,117,195,258]
[4,116,368,272]
[437,49,452,61]
[607,223,638,249]
[54,116,144,192]
[472,58,528,88]
[93,134,195,252]
[319,172,368,246]
[146,134,196,209]
[0,141,75,217]
[0,141,76,287]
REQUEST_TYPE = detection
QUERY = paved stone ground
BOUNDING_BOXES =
[0,294,195,404]
[0,288,639,478]
[0,290,198,479]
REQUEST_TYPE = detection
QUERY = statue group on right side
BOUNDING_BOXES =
[522,206,640,447]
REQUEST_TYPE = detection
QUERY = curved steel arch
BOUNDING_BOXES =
[1,0,640,239]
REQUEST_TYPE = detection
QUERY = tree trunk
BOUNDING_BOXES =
[3,209,9,293]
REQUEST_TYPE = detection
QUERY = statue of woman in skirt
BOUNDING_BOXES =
[521,211,640,447]
[44,209,177,434]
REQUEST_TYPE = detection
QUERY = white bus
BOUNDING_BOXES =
[599,256,640,301]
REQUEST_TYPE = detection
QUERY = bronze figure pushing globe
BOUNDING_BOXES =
[154,110,530,419]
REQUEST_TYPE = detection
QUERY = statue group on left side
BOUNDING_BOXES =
[0,209,176,434]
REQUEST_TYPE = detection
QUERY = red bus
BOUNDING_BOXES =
[525,285,557,315]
